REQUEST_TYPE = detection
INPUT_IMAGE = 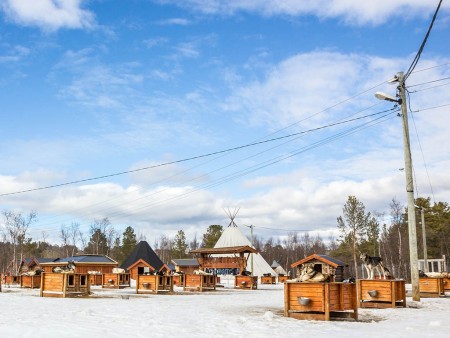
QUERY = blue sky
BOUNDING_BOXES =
[1,0,450,245]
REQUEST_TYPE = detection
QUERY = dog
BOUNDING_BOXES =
[297,263,330,282]
[360,253,390,279]
[52,260,76,273]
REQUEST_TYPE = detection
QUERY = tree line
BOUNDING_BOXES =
[1,196,449,281]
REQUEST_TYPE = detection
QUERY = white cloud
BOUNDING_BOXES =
[0,44,30,63]
[143,37,168,49]
[157,18,191,26]
[223,51,405,130]
[158,0,449,25]
[1,0,95,31]
[3,50,450,244]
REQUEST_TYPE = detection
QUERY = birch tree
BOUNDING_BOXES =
[337,196,369,279]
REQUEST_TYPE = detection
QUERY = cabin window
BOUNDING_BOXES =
[68,275,75,287]
[80,275,87,286]
[159,276,163,285]
[138,267,144,275]
[203,276,207,284]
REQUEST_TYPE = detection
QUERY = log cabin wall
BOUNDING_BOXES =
[284,282,358,321]
[40,273,91,298]
[42,263,117,274]
[136,274,173,294]
[20,275,41,288]
[102,273,131,289]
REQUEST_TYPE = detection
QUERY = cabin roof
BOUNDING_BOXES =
[190,245,257,255]
[291,254,347,268]
[21,257,59,267]
[42,254,117,265]
[171,259,199,267]
[35,258,58,264]
[120,241,165,271]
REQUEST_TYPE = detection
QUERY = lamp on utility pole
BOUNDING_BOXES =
[375,71,420,301]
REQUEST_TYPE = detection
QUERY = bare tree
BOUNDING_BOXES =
[2,210,37,275]
[60,225,70,257]
[105,225,118,256]
[69,223,81,256]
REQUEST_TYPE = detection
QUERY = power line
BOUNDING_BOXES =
[412,103,450,112]
[411,62,450,74]
[32,111,396,234]
[409,109,436,204]
[404,0,443,81]
[409,82,450,93]
[0,107,395,197]
[407,76,450,88]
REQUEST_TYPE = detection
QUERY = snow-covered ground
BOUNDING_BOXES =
[1,282,449,338]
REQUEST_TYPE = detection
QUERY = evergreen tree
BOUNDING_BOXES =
[85,228,108,255]
[120,226,137,262]
[189,233,199,251]
[201,224,223,248]
[172,230,189,259]
[84,218,112,255]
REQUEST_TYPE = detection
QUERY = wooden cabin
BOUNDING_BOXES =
[4,274,21,285]
[173,274,184,286]
[284,281,358,321]
[40,272,91,298]
[40,254,118,275]
[444,276,450,292]
[358,279,406,308]
[419,277,446,297]
[20,275,41,288]
[121,241,169,280]
[278,275,288,283]
[261,274,277,284]
[171,258,199,275]
[235,275,258,289]
[136,274,173,294]
[102,273,131,289]
[19,257,57,275]
[291,254,348,282]
[183,273,217,292]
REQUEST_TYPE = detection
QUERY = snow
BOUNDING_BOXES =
[1,282,450,338]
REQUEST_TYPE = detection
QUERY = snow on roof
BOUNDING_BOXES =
[51,255,117,264]
[171,259,199,267]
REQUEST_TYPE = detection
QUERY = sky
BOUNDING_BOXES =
[0,0,450,246]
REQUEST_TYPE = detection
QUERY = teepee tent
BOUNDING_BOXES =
[271,260,287,275]
[214,209,276,277]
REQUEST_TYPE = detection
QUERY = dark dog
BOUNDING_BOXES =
[360,253,390,279]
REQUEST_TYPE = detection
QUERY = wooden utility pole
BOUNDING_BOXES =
[398,71,420,301]
[250,225,254,275]
[420,207,428,272]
